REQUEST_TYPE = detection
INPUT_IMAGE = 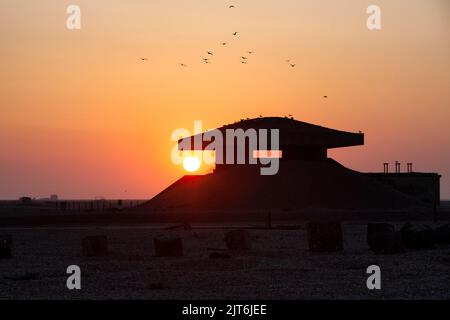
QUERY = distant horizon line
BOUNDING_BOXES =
[1,198,450,202]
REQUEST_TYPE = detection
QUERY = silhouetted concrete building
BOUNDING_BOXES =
[142,117,440,212]
[178,117,364,171]
[19,197,33,205]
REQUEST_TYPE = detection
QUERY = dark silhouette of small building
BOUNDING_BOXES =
[19,197,33,205]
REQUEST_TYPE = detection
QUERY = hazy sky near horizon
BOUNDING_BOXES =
[0,0,449,199]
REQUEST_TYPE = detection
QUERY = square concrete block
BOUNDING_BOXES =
[401,223,435,250]
[82,235,108,257]
[154,235,183,257]
[307,222,343,252]
[225,229,251,250]
[367,223,405,254]
[0,235,12,259]
[434,223,450,244]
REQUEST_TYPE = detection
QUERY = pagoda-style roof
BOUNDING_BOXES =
[178,117,364,150]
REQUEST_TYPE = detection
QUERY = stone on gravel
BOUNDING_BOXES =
[82,235,108,257]
[401,223,435,250]
[434,223,450,245]
[307,222,343,252]
[154,235,183,257]
[224,230,251,250]
[0,235,12,259]
[367,223,405,254]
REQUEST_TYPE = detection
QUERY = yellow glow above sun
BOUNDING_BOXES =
[183,156,201,173]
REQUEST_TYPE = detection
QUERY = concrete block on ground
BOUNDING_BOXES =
[401,223,435,250]
[82,235,108,257]
[367,223,405,254]
[224,229,251,250]
[209,252,231,259]
[0,235,12,259]
[434,223,450,244]
[307,222,343,252]
[154,235,183,257]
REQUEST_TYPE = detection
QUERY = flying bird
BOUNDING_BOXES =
[229,5,235,8]
[233,32,238,36]
[221,42,227,46]
[247,51,254,54]
[207,51,214,55]
[139,58,148,61]
[203,59,210,64]
[241,56,248,60]
[323,96,328,98]
[290,64,296,67]
[180,63,187,67]
[241,61,247,64]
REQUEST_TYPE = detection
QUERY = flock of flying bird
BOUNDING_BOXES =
[199,32,256,66]
[138,4,299,69]
[138,3,327,98]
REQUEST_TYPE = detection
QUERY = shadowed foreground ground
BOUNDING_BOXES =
[1,222,449,299]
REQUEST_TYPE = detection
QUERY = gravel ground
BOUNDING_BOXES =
[0,222,449,299]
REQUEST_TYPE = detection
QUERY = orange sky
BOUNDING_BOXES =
[0,0,449,199]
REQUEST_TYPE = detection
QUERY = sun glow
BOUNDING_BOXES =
[183,156,201,173]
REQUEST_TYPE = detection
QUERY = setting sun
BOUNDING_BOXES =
[183,156,201,173]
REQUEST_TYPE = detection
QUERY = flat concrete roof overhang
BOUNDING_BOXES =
[178,117,364,150]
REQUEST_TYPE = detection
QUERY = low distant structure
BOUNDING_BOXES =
[38,194,59,202]
[141,117,440,213]
[19,197,33,205]
[368,172,440,207]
